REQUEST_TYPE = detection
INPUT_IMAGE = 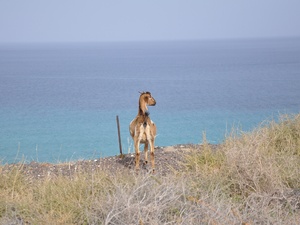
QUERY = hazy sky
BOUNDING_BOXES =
[1,0,300,43]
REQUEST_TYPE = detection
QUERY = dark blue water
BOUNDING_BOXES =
[1,38,300,163]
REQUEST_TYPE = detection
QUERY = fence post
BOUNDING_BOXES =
[116,115,123,156]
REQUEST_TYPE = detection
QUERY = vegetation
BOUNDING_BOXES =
[1,114,300,224]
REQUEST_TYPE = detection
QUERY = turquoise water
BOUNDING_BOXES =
[1,38,300,163]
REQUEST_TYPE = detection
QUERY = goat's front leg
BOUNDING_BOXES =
[144,142,148,165]
[134,137,141,170]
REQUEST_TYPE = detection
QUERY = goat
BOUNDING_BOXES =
[129,92,157,172]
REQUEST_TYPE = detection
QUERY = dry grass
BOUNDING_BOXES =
[184,114,300,224]
[1,114,300,224]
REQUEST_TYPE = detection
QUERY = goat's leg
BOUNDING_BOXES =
[149,139,155,172]
[134,138,141,170]
[144,142,148,165]
[145,126,155,172]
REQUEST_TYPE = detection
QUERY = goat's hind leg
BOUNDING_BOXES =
[143,142,149,169]
[149,139,155,173]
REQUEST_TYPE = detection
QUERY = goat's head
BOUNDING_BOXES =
[139,91,156,115]
[140,91,156,106]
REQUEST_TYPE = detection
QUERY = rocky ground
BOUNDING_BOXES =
[1,144,206,179]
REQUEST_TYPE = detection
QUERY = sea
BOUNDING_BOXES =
[0,38,300,164]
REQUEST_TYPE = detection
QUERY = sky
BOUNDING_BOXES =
[0,0,300,43]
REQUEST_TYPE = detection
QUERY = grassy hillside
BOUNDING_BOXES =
[1,114,300,224]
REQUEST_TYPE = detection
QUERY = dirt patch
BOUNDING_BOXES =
[1,144,205,179]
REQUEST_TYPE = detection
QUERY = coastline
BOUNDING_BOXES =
[1,144,209,179]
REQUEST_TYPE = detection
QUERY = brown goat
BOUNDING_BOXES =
[129,92,157,172]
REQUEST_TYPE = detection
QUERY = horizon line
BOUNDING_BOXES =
[1,36,300,45]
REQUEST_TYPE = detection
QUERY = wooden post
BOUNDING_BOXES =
[116,115,123,156]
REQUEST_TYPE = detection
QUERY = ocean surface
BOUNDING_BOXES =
[1,38,300,164]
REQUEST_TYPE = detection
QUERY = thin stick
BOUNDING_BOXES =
[116,115,123,156]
